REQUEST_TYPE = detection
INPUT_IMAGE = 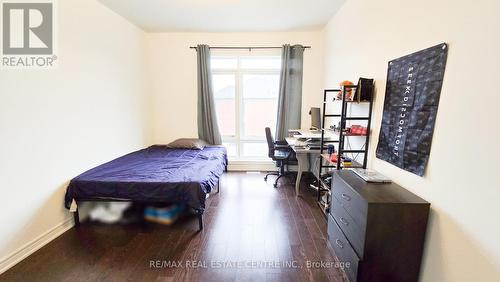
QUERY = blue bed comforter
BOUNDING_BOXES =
[64,145,227,211]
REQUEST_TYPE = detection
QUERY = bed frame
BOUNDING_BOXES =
[73,167,226,231]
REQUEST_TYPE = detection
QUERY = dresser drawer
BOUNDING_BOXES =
[328,214,359,282]
[330,194,366,258]
[331,174,368,229]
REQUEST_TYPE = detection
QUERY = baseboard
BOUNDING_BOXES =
[227,160,276,171]
[0,217,74,274]
[227,160,298,172]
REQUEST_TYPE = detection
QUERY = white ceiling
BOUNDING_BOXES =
[98,0,345,32]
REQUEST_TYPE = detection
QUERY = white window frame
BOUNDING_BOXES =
[212,55,281,160]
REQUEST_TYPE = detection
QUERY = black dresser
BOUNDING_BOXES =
[327,171,430,282]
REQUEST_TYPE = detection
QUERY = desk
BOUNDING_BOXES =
[286,129,336,195]
[285,137,320,196]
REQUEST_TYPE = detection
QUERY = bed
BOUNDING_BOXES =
[64,145,228,230]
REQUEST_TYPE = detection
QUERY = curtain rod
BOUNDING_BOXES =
[189,46,311,50]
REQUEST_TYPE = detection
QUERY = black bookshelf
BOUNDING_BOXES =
[316,85,374,215]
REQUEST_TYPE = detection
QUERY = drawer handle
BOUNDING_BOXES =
[341,193,351,201]
[339,217,349,225]
[335,239,344,249]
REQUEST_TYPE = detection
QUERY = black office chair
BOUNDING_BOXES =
[264,127,294,188]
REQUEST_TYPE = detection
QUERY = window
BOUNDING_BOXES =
[212,55,281,160]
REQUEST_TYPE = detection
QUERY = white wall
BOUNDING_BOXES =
[323,0,500,281]
[0,0,149,272]
[146,32,324,144]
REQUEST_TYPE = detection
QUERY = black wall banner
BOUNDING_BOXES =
[376,43,448,176]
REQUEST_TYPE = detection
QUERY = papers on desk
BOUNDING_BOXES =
[286,132,335,152]
[293,139,307,148]
[288,138,330,151]
[288,129,334,139]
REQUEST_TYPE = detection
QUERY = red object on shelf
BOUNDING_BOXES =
[350,125,367,135]
[330,153,338,163]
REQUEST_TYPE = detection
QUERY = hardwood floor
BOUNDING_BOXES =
[1,172,347,282]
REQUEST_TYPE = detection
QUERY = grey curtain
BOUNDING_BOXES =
[275,44,304,141]
[197,44,222,145]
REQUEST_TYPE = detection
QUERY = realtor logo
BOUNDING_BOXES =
[1,0,57,68]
